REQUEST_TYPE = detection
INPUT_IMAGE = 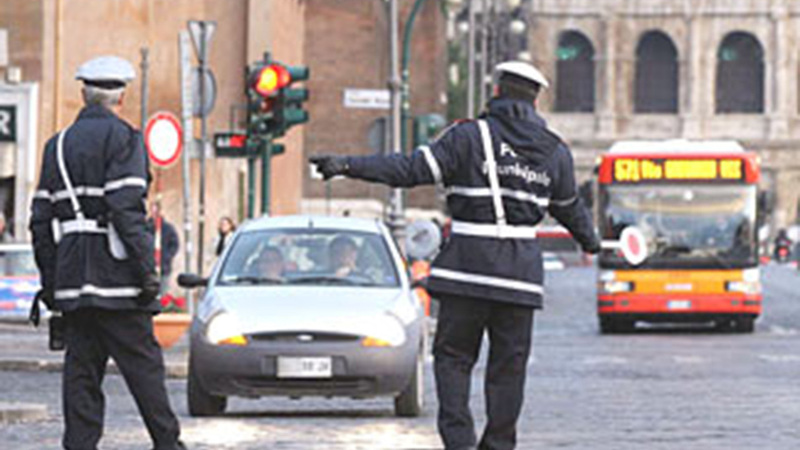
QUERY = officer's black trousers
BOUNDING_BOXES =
[433,295,534,450]
[62,308,183,450]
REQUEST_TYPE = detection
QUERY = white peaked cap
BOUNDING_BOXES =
[494,61,549,89]
[75,56,136,83]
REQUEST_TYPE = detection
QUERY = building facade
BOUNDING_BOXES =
[529,0,800,230]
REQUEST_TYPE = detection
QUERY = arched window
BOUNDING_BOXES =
[716,32,764,113]
[635,31,679,113]
[555,31,595,112]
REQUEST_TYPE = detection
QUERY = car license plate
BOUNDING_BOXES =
[277,357,332,378]
[667,300,691,310]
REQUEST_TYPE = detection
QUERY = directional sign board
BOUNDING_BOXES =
[187,20,216,62]
[145,112,183,168]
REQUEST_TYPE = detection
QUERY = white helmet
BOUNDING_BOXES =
[75,56,136,84]
[494,61,549,89]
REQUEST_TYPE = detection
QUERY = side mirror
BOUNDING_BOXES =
[178,273,208,289]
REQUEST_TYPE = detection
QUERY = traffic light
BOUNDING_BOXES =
[245,54,310,140]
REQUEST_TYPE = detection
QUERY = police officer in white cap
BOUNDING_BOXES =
[30,56,186,450]
[311,61,600,449]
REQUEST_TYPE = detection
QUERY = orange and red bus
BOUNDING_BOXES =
[595,141,761,333]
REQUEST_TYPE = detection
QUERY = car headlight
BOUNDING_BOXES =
[361,315,406,348]
[205,312,248,346]
[599,280,634,294]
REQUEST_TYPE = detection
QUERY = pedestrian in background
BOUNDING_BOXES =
[311,61,600,450]
[29,56,186,450]
[215,216,236,257]
[148,203,180,294]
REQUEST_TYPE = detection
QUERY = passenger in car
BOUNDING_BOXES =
[329,235,361,278]
[255,246,285,280]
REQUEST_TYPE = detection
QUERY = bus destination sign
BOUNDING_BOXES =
[612,158,744,183]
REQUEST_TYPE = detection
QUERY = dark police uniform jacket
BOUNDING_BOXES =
[30,105,157,312]
[347,98,597,309]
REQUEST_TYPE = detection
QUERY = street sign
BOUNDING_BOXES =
[145,112,183,168]
[0,105,15,142]
[191,67,217,118]
[343,88,390,109]
[187,20,216,63]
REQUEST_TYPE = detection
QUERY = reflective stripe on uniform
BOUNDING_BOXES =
[104,176,147,192]
[430,267,544,295]
[477,120,507,226]
[447,186,550,207]
[550,196,577,207]
[36,178,147,203]
[55,284,142,300]
[451,220,538,239]
[417,145,442,184]
[61,218,107,235]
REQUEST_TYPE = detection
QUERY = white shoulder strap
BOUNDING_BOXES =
[477,120,506,227]
[55,126,84,220]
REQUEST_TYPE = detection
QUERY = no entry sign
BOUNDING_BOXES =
[145,112,183,168]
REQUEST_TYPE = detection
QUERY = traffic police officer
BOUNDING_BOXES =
[30,56,186,450]
[311,61,600,450]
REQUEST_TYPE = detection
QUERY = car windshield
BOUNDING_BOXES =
[0,248,38,277]
[599,184,758,269]
[217,229,400,287]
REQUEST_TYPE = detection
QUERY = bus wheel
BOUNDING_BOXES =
[733,317,755,333]
[599,317,634,334]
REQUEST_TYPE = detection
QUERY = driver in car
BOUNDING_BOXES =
[255,246,285,280]
[329,236,362,278]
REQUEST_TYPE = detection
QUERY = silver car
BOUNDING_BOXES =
[180,215,427,417]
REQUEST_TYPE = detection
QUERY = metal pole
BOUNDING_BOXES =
[196,23,208,276]
[260,141,272,215]
[178,31,194,313]
[467,0,477,118]
[401,0,428,154]
[247,156,256,218]
[140,47,149,128]
[479,0,489,109]
[388,0,405,242]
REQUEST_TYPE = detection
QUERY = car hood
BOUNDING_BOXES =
[206,286,411,336]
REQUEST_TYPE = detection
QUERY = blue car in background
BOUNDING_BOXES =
[0,244,43,322]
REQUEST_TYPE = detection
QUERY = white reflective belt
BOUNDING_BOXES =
[417,145,442,184]
[33,190,52,201]
[104,176,147,192]
[55,284,142,300]
[550,196,577,207]
[447,186,550,207]
[61,218,107,235]
[430,267,544,295]
[451,220,538,239]
[477,120,507,227]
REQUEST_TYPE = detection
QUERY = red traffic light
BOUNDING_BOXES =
[253,64,290,97]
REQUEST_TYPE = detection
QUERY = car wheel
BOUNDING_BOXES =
[394,348,424,417]
[187,361,227,417]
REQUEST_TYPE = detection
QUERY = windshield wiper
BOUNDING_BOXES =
[289,276,374,286]
[223,275,284,285]
[657,244,692,255]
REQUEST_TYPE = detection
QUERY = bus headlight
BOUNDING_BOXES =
[726,280,760,295]
[599,280,634,294]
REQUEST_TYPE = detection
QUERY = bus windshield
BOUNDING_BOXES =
[599,184,757,269]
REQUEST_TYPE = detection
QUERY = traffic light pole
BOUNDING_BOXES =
[247,155,256,218]
[400,0,428,155]
[260,140,272,215]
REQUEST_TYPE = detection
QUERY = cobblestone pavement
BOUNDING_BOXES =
[1,265,799,449]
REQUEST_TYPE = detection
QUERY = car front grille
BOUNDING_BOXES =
[248,331,361,343]
[233,376,376,395]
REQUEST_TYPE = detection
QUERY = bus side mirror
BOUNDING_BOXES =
[178,273,208,289]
